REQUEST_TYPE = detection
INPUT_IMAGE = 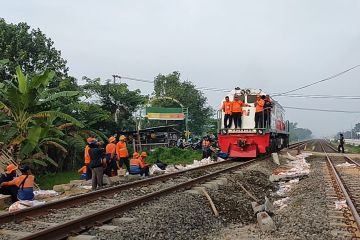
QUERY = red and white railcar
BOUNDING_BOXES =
[217,88,289,158]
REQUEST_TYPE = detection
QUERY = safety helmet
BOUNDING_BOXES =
[133,152,140,158]
[108,136,116,143]
[5,164,17,174]
[140,152,147,157]
[119,135,126,141]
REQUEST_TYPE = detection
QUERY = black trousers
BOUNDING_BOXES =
[0,186,18,202]
[202,148,211,158]
[338,144,344,153]
[119,157,130,172]
[140,166,150,176]
[264,110,271,128]
[255,112,264,128]
[86,165,92,180]
[224,114,232,128]
[232,112,242,128]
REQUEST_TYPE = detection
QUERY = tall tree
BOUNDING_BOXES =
[0,18,68,79]
[289,122,312,142]
[0,67,82,166]
[82,77,147,133]
[153,71,213,135]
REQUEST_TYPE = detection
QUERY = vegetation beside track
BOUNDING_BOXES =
[36,171,79,190]
[146,147,202,165]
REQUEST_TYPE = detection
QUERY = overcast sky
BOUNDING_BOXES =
[2,0,360,137]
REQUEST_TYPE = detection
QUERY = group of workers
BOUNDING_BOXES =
[0,164,35,203]
[82,135,151,190]
[222,95,272,129]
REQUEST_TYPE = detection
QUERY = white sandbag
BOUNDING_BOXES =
[9,200,45,212]
[150,164,165,175]
[286,152,297,161]
[34,190,58,200]
[335,200,347,210]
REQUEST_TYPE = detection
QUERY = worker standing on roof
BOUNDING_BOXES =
[255,95,265,128]
[231,95,250,129]
[0,164,18,202]
[84,136,95,180]
[1,165,34,202]
[116,135,130,174]
[105,136,117,176]
[130,152,150,176]
[222,96,232,128]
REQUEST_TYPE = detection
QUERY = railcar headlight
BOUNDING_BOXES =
[245,89,251,95]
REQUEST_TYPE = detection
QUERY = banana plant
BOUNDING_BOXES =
[0,66,83,165]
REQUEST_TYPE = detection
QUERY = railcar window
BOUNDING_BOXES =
[238,95,245,102]
[247,95,257,103]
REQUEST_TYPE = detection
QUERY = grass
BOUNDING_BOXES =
[36,171,80,190]
[345,144,360,154]
[146,147,202,165]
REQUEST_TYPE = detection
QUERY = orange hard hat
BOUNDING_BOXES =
[5,164,17,174]
[140,152,147,157]
[108,136,116,143]
[133,152,139,158]
[119,135,126,141]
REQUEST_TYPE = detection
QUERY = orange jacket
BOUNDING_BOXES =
[256,99,265,112]
[84,145,91,164]
[222,101,232,114]
[116,141,129,158]
[106,143,116,157]
[2,174,34,188]
[130,157,145,168]
[232,100,246,113]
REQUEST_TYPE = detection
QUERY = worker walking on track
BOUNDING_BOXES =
[1,165,34,202]
[130,152,150,177]
[338,133,345,153]
[105,136,117,176]
[222,96,232,128]
[116,135,130,174]
[231,95,250,129]
[255,95,265,128]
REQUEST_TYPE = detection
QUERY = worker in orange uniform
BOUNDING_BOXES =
[222,96,232,128]
[255,95,265,128]
[130,152,149,176]
[78,166,87,180]
[0,164,18,202]
[139,152,149,167]
[1,165,34,202]
[202,136,211,159]
[84,137,95,180]
[116,135,130,173]
[105,136,117,176]
[231,95,250,129]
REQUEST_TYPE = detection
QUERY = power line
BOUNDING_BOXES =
[274,64,360,96]
[284,106,360,113]
[276,94,360,100]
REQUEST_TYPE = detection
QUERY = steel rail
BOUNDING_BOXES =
[320,142,360,231]
[19,158,260,240]
[344,156,360,167]
[0,159,235,224]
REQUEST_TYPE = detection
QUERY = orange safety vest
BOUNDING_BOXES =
[130,157,145,168]
[232,100,245,113]
[3,174,35,188]
[84,145,91,164]
[106,143,116,155]
[222,101,232,114]
[78,166,87,174]
[116,141,129,158]
[256,99,265,112]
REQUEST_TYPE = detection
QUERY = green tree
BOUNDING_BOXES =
[0,18,68,80]
[0,67,83,166]
[289,122,312,142]
[82,77,147,133]
[153,72,213,135]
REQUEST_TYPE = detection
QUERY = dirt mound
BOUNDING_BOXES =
[211,170,275,225]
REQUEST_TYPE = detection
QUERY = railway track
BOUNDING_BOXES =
[320,141,360,239]
[0,158,266,240]
[0,142,304,239]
